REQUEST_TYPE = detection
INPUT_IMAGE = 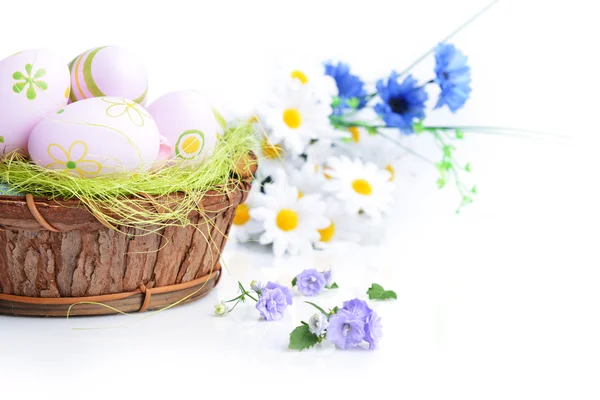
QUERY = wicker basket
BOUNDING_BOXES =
[0,154,256,317]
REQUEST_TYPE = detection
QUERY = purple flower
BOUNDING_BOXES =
[296,269,327,296]
[326,309,365,349]
[342,298,373,322]
[323,270,332,285]
[364,311,383,349]
[256,288,289,321]
[264,282,293,305]
[250,280,264,293]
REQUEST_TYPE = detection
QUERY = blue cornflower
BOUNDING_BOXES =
[374,73,428,134]
[434,43,471,112]
[324,61,368,113]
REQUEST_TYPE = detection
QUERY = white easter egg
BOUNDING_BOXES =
[0,48,70,156]
[28,97,160,177]
[147,90,223,164]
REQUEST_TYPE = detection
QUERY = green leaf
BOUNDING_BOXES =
[212,106,227,130]
[331,96,341,108]
[331,306,339,314]
[327,282,339,289]
[471,185,477,194]
[366,126,378,135]
[436,178,446,189]
[367,283,397,300]
[289,325,319,351]
[0,136,4,143]
[413,120,425,134]
[305,301,329,317]
[464,163,471,173]
[347,97,360,109]
[291,277,297,287]
[455,128,464,139]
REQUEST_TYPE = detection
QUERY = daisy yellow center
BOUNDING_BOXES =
[318,222,335,243]
[352,179,372,195]
[348,126,360,143]
[385,164,395,181]
[290,70,309,84]
[283,108,302,129]
[233,204,251,225]
[183,137,201,153]
[276,209,299,231]
[298,191,304,199]
[262,140,283,159]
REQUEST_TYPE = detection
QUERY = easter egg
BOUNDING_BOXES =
[69,46,148,105]
[28,97,159,177]
[0,48,70,156]
[0,182,23,196]
[147,90,223,164]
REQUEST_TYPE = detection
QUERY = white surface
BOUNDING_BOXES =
[1,0,599,398]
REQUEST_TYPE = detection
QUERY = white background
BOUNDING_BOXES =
[1,0,599,398]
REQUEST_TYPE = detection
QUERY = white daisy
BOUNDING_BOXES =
[324,156,394,222]
[272,59,338,104]
[336,126,403,183]
[257,84,337,156]
[230,184,266,243]
[254,137,288,180]
[286,162,327,198]
[304,139,336,166]
[250,178,329,257]
[314,198,361,249]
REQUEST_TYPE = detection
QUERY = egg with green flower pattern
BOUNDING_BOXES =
[0,48,70,157]
[27,97,160,177]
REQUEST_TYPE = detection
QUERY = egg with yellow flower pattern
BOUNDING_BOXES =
[28,97,160,177]
[147,90,223,164]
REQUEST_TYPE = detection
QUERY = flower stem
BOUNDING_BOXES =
[377,131,437,166]
[305,301,330,318]
[398,0,500,77]
[423,125,569,140]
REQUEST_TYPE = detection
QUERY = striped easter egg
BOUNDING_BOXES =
[68,46,148,105]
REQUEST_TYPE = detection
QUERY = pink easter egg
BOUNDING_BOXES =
[0,48,70,157]
[28,97,159,177]
[68,46,148,105]
[147,90,223,164]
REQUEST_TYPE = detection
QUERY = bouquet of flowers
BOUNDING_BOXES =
[231,41,474,257]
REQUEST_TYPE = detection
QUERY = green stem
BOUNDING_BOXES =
[397,0,500,77]
[423,125,569,139]
[378,131,437,166]
[305,301,330,318]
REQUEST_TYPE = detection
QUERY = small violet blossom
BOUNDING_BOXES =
[264,281,293,305]
[256,288,289,321]
[326,309,366,349]
[308,313,329,336]
[250,280,264,293]
[326,298,383,350]
[296,269,327,296]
